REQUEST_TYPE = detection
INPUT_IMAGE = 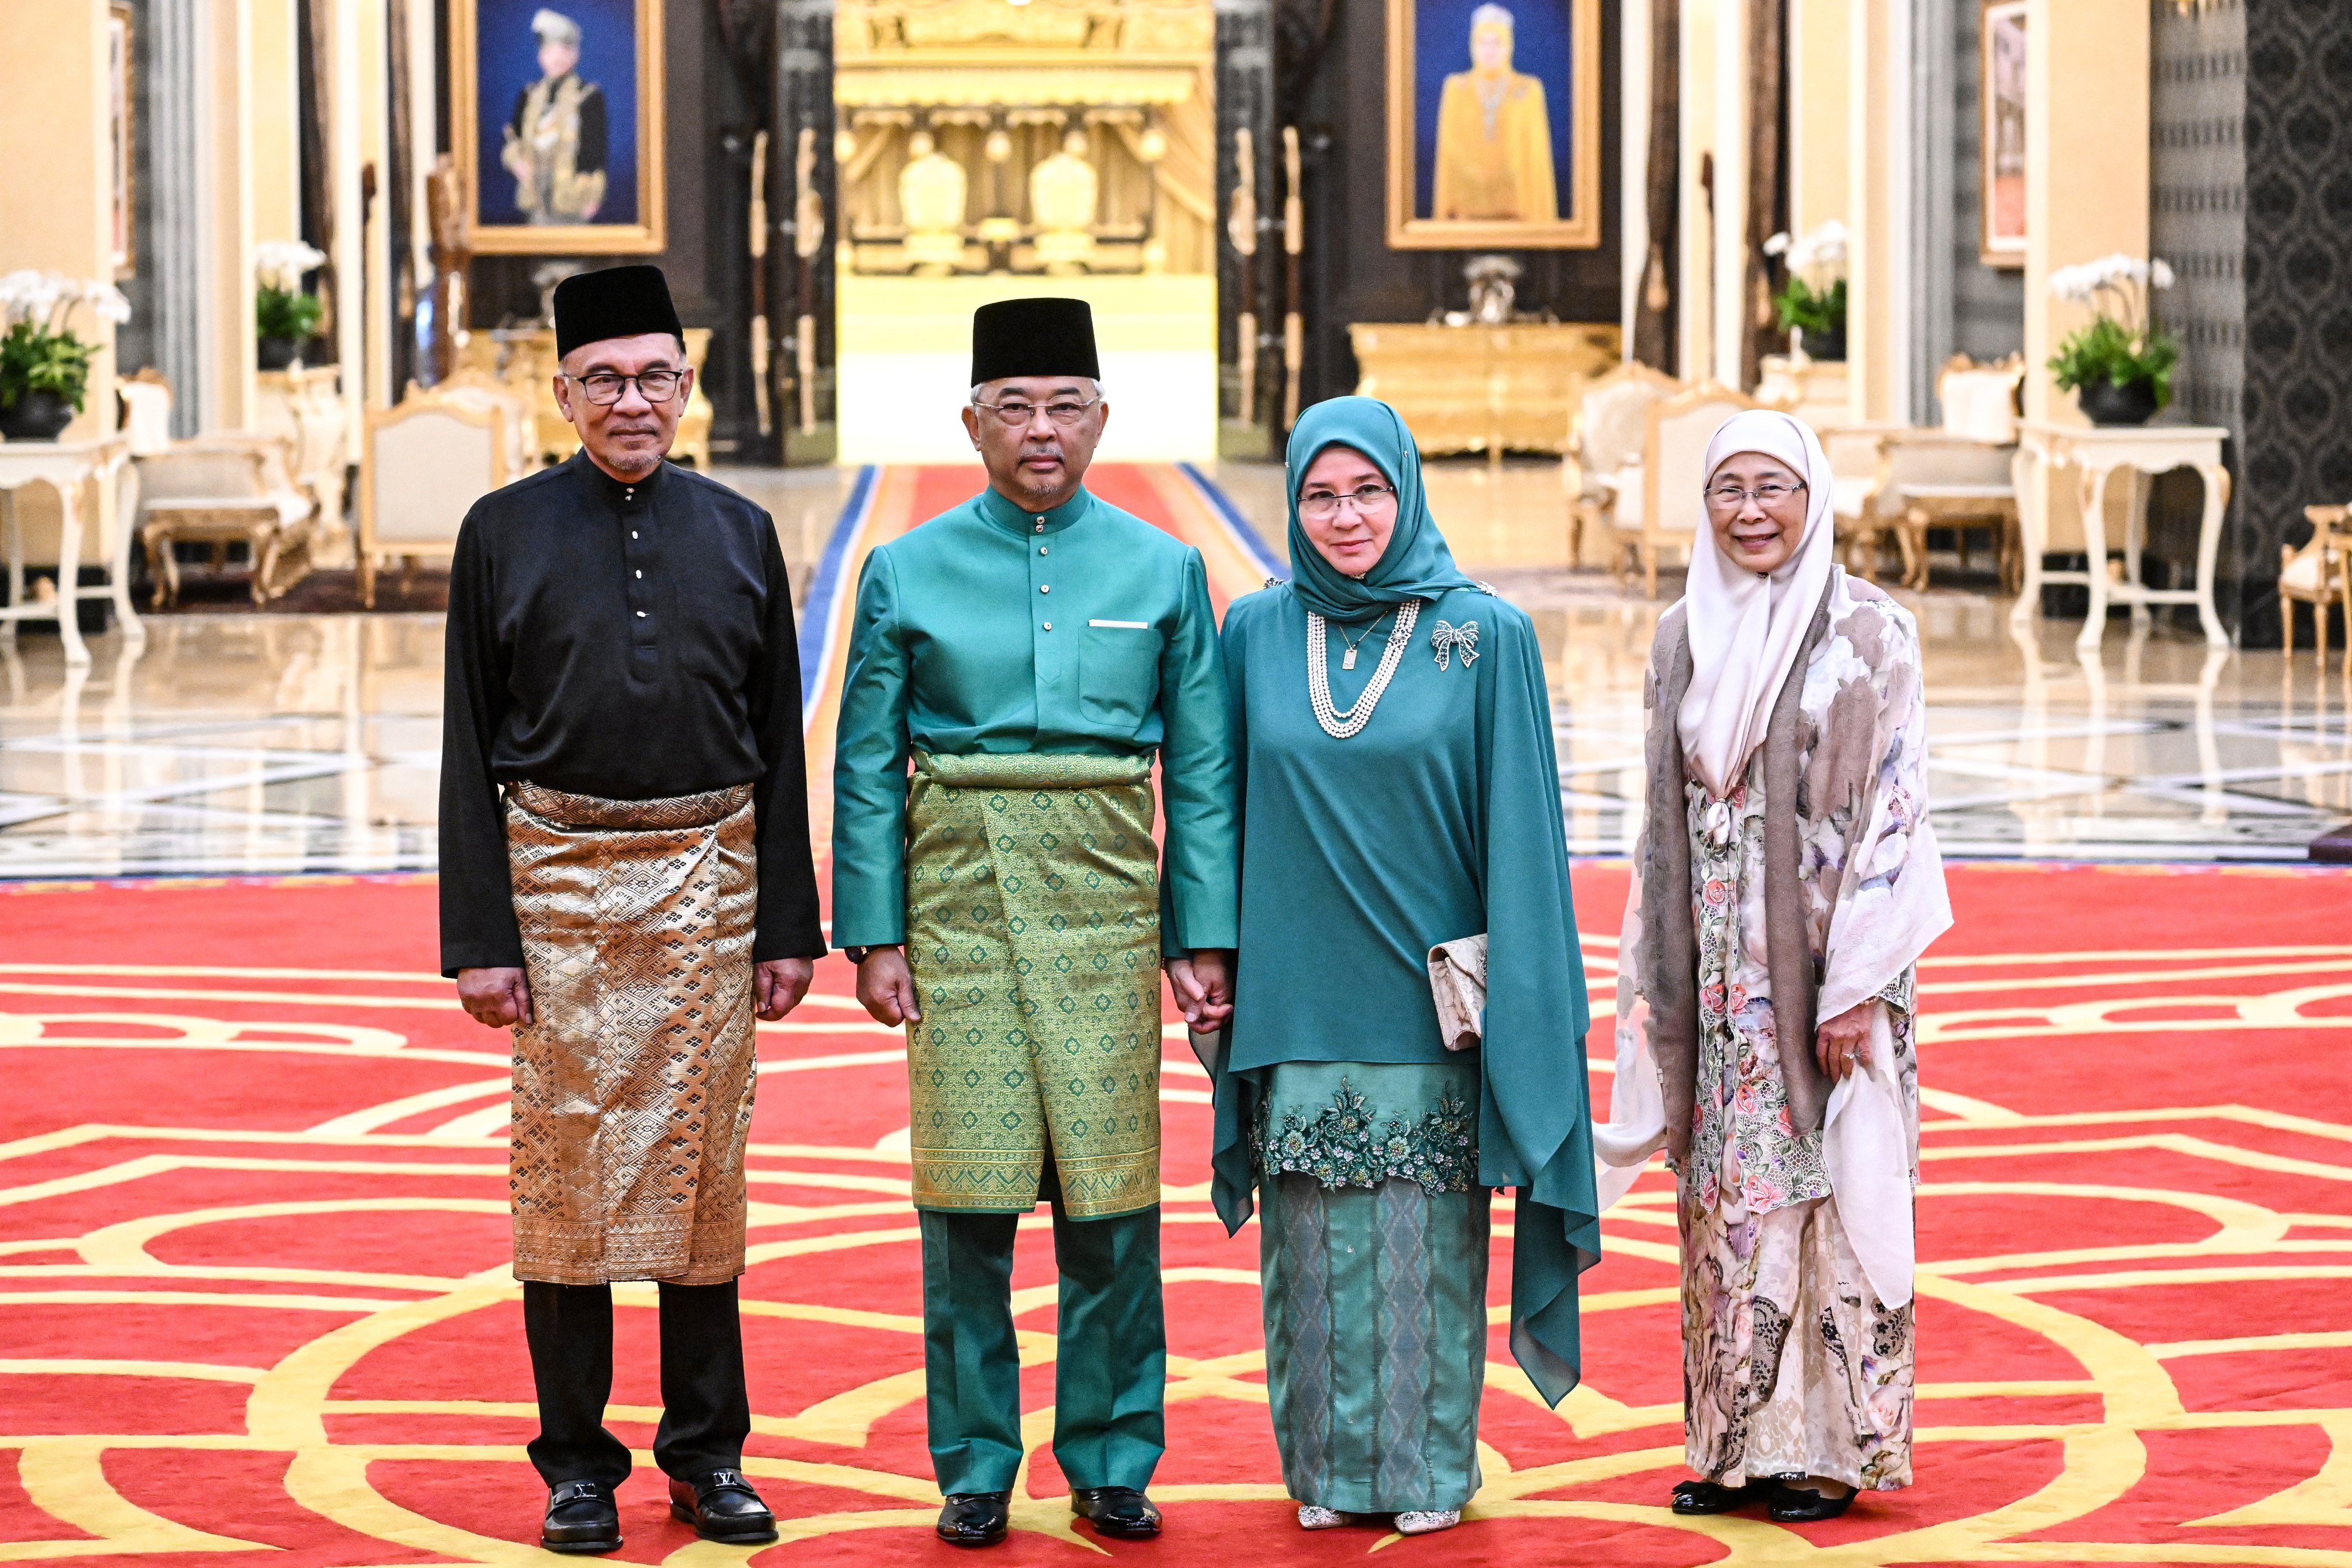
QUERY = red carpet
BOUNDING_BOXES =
[7,863,2352,1565]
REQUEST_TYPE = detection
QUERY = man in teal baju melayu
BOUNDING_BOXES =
[831,298,1238,1549]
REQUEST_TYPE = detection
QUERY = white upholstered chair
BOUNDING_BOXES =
[135,435,317,606]
[2282,505,2352,669]
[358,384,511,608]
[1622,381,1764,598]
[1563,362,1679,569]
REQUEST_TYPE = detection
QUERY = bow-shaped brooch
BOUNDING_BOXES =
[1430,620,1480,670]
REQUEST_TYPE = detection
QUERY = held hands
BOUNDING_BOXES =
[855,946,923,1026]
[756,958,815,1021]
[1166,949,1235,1031]
[1814,998,1883,1084]
[456,966,534,1029]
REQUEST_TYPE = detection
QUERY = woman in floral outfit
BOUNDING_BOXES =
[1191,397,1597,1536]
[1595,410,1951,1523]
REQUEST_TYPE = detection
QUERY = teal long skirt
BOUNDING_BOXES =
[1254,1061,1490,1515]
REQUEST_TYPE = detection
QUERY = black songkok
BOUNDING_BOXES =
[553,264,684,358]
[970,297,1101,386]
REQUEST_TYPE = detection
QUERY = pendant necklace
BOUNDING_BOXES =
[1308,600,1422,739]
[1336,613,1387,671]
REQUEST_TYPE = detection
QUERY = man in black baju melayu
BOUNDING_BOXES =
[438,264,824,1554]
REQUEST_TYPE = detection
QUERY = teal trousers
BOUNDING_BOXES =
[918,1158,1165,1497]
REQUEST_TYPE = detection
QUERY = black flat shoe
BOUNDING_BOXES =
[937,1492,1011,1548]
[1669,1478,1774,1515]
[1071,1486,1162,1539]
[1769,1482,1855,1522]
[668,1469,778,1543]
[542,1480,623,1553]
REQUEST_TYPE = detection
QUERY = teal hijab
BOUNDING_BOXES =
[1285,395,1476,621]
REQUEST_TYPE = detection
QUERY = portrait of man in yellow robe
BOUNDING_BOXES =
[1430,3,1558,223]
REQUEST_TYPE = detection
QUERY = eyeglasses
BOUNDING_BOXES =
[971,395,1101,427]
[565,369,687,405]
[1704,480,1808,510]
[1298,482,1399,520]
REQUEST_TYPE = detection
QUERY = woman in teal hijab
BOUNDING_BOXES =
[1202,395,1598,1535]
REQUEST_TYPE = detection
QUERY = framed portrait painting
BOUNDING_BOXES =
[1386,0,1601,249]
[1980,0,2026,268]
[451,0,666,254]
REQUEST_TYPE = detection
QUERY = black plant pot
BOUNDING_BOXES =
[1797,323,1847,364]
[2077,377,2160,427]
[257,335,302,371]
[0,390,75,441]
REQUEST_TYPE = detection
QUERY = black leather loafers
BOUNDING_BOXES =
[542,1480,623,1553]
[1071,1486,1162,1539]
[936,1491,1011,1547]
[668,1469,779,1543]
[1669,1478,1774,1515]
[1769,1482,1855,1522]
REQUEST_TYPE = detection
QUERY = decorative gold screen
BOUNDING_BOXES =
[831,0,1216,277]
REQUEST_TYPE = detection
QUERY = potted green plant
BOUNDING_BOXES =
[1763,220,1848,363]
[254,240,328,371]
[0,271,131,442]
[2048,254,2179,426]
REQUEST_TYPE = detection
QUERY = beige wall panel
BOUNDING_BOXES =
[1844,0,1898,423]
[210,0,258,432]
[250,0,303,244]
[2024,0,2148,543]
[1678,0,1716,384]
[0,0,118,442]
[1788,0,1847,235]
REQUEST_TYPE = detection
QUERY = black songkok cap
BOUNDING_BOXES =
[553,264,684,358]
[970,297,1101,386]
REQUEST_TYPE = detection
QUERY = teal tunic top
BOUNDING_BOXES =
[1209,578,1599,1405]
[831,483,1240,953]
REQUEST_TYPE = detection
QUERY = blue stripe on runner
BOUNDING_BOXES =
[1176,461,1288,580]
[798,464,880,717]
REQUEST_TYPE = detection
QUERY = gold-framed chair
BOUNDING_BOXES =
[2282,504,2352,668]
[134,434,317,607]
[1563,361,1680,569]
[358,384,512,608]
[1620,381,1765,598]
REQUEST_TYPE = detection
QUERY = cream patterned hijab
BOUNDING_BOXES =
[1674,409,1837,797]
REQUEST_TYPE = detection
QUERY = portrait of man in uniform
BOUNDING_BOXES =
[1430,5,1555,223]
[1387,0,1598,248]
[504,8,609,225]
[454,0,664,253]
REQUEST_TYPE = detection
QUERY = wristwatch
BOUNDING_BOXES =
[843,945,895,965]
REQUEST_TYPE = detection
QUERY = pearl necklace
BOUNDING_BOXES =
[1307,600,1422,739]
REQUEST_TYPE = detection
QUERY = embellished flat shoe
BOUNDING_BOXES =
[1296,1505,1349,1530]
[1071,1486,1162,1539]
[1769,1483,1855,1523]
[1394,1510,1461,1535]
[540,1480,623,1554]
[936,1492,1011,1547]
[1669,1478,1775,1515]
[667,1470,778,1543]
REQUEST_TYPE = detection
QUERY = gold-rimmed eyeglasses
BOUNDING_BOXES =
[971,394,1102,427]
[1299,482,1399,521]
[565,369,688,405]
[1703,480,1808,511]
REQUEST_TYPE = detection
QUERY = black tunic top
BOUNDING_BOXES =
[438,453,825,975]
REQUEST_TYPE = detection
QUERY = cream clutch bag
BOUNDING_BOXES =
[1427,934,1487,1052]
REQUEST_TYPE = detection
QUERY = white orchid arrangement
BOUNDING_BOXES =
[0,271,133,332]
[0,272,132,417]
[254,240,328,293]
[2046,253,2180,410]
[253,240,329,344]
[1762,221,1849,351]
[1762,219,1849,288]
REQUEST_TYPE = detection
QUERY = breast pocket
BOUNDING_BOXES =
[1079,622,1163,730]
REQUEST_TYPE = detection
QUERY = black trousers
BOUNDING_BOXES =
[522,1279,751,1489]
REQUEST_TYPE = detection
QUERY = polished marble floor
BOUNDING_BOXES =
[1,459,2346,878]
